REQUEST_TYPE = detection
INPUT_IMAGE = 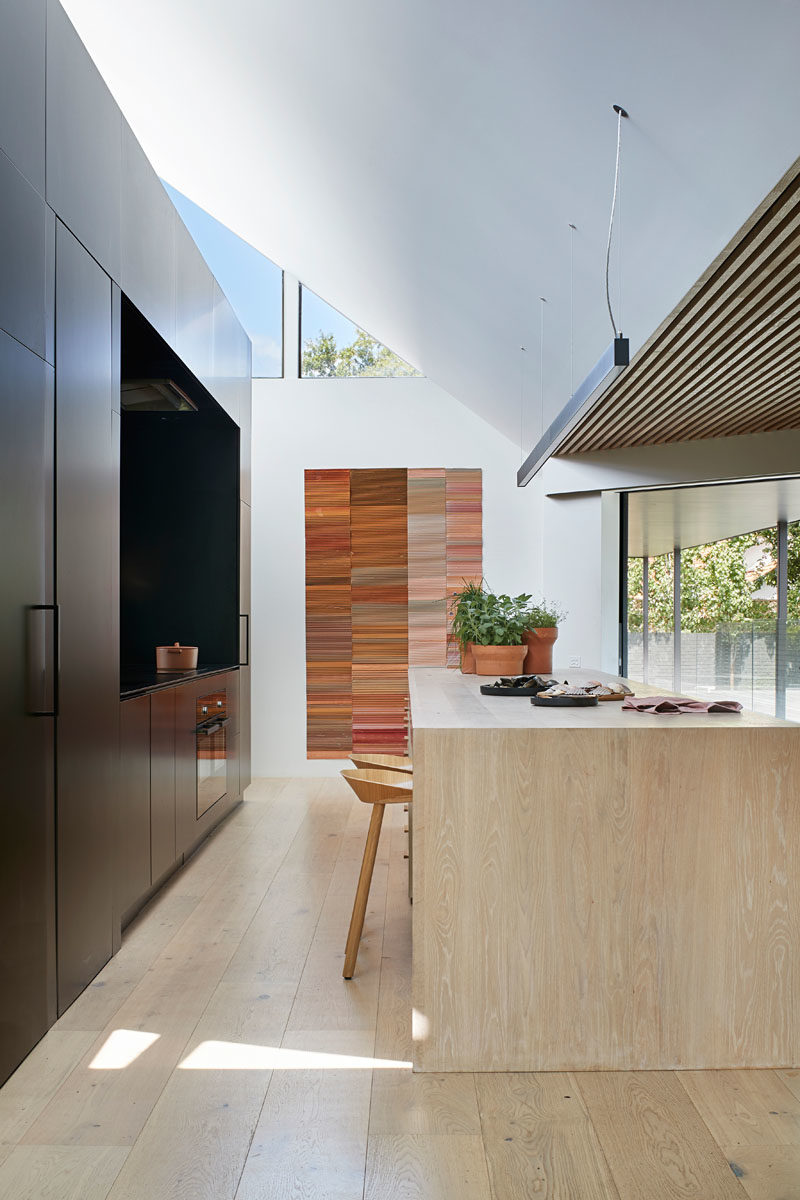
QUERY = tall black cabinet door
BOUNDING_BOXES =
[0,331,56,1085]
[55,221,119,1014]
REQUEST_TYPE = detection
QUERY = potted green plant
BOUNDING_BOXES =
[448,581,486,673]
[449,583,533,676]
[521,599,567,674]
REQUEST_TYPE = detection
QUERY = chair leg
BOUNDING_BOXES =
[343,802,385,979]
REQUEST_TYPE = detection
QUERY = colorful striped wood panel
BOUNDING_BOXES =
[407,469,447,667]
[446,469,483,666]
[305,469,352,757]
[350,469,408,754]
[304,468,482,757]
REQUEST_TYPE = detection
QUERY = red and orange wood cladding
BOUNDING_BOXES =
[305,468,482,757]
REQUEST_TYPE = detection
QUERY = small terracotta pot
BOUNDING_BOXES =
[471,644,527,677]
[460,643,476,674]
[156,642,198,671]
[522,627,559,674]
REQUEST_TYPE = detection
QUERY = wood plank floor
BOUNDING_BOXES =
[1,777,798,1199]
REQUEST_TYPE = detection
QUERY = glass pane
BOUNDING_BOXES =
[678,528,778,713]
[626,557,643,680]
[164,182,283,378]
[646,553,674,691]
[300,285,422,378]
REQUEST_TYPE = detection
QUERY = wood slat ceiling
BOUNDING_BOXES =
[557,154,800,456]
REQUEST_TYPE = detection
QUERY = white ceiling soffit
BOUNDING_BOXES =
[60,0,800,446]
[628,477,800,559]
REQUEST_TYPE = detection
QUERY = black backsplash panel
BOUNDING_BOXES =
[120,299,239,671]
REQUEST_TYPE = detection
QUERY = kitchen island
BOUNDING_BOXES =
[409,666,800,1072]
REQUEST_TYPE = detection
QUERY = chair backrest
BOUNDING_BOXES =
[341,768,413,806]
[349,752,413,775]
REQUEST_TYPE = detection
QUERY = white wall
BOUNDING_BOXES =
[250,280,538,776]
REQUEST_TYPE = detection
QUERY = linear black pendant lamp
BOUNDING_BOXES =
[517,104,630,487]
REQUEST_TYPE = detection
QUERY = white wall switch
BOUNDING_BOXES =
[568,656,581,668]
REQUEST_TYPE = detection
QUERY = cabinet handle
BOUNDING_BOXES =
[239,613,250,667]
[27,604,59,716]
[200,718,230,735]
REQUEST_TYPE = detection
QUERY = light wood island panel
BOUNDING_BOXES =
[409,667,800,1072]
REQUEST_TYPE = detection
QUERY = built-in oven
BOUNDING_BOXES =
[196,690,229,817]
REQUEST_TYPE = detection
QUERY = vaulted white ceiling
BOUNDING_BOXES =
[61,0,800,448]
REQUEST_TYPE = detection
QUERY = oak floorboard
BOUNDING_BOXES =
[54,893,200,1033]
[577,1071,748,1198]
[370,1071,480,1136]
[0,1032,97,1143]
[475,1072,620,1200]
[364,1133,492,1200]
[0,1145,128,1200]
[102,983,289,1200]
[234,1030,374,1200]
[680,1070,800,1146]
[21,796,306,1148]
[285,799,390,1032]
[778,1069,800,1103]
[721,1146,800,1199]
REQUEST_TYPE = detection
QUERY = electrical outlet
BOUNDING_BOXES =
[568,656,581,668]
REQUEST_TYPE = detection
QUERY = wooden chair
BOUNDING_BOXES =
[340,768,412,979]
[349,752,412,774]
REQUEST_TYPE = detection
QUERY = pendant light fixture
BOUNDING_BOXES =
[517,105,631,487]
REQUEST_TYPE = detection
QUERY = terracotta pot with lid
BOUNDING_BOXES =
[156,642,198,671]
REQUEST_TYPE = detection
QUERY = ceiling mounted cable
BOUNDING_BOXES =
[516,104,631,486]
[606,104,629,338]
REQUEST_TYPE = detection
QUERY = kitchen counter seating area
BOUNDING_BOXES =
[409,666,800,1073]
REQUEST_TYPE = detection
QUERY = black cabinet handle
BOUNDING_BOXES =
[27,604,58,716]
[239,613,250,667]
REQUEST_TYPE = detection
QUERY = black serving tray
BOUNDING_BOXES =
[532,693,599,707]
[480,676,558,698]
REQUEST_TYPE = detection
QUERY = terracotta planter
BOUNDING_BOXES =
[522,627,558,674]
[471,644,527,677]
[460,643,476,674]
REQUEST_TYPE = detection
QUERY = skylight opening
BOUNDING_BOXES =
[299,285,422,379]
[163,182,283,378]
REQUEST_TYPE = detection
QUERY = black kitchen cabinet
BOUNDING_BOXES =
[150,689,177,883]
[175,670,241,859]
[54,221,119,1014]
[0,331,57,1086]
[118,696,151,921]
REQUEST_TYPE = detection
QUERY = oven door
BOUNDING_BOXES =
[196,717,229,817]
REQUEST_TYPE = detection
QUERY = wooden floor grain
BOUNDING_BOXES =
[0,776,796,1199]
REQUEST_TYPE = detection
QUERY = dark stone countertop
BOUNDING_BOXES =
[120,663,239,700]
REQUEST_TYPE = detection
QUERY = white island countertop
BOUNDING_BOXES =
[408,664,796,730]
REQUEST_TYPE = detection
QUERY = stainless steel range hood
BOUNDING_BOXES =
[121,379,197,412]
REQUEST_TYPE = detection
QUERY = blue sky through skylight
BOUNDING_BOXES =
[300,286,359,349]
[163,181,283,377]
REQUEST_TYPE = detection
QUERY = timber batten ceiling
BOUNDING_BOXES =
[555,154,800,457]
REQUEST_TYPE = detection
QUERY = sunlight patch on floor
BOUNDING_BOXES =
[88,1029,161,1069]
[177,1040,413,1070]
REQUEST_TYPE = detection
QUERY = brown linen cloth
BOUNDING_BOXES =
[621,696,743,715]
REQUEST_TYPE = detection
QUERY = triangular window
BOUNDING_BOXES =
[300,286,422,378]
[163,182,283,378]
